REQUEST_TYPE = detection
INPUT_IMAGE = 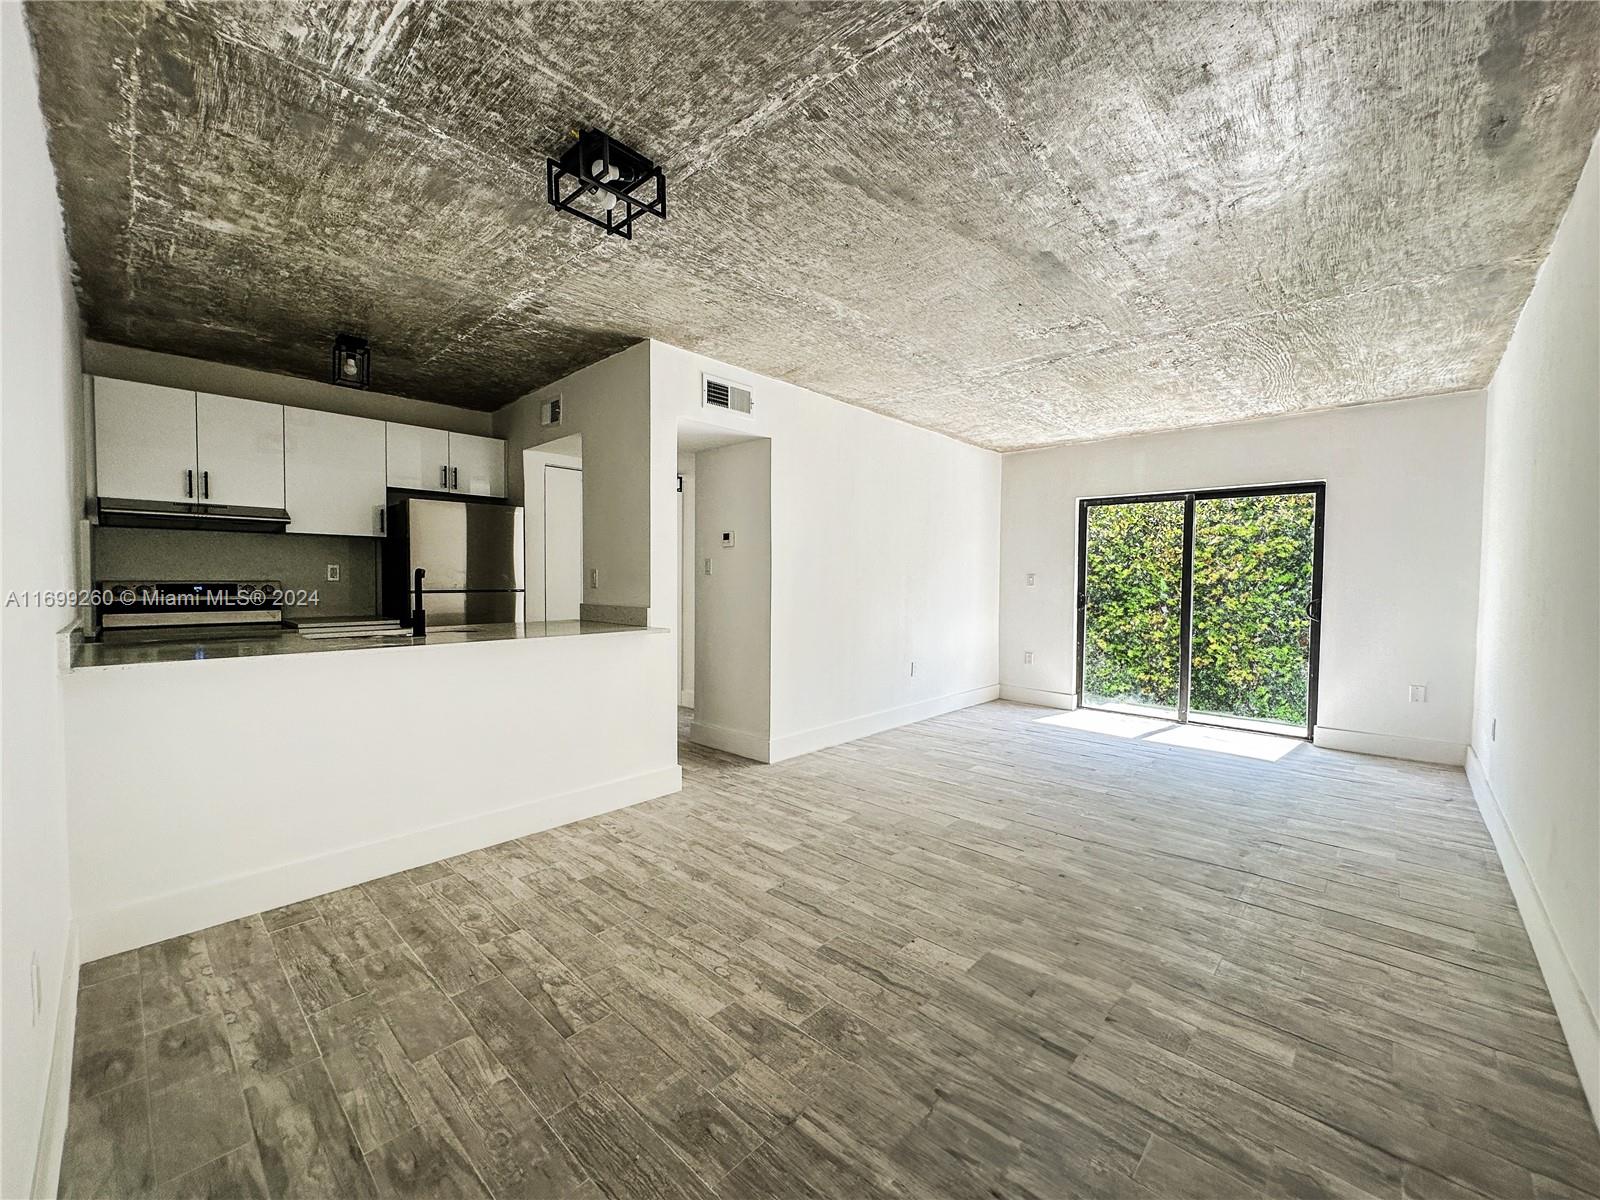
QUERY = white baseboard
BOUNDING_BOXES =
[688,719,772,763]
[1312,724,1466,765]
[79,765,683,960]
[1466,746,1599,1130]
[766,685,1000,763]
[31,924,78,1200]
[998,685,1078,710]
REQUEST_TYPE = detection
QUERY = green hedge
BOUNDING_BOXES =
[1083,494,1314,725]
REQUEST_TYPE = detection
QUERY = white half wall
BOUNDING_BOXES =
[1469,132,1599,1120]
[1001,392,1487,764]
[2,10,83,1197]
[650,341,1001,760]
[64,630,679,961]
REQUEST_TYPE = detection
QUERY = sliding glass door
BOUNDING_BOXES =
[1079,498,1187,718]
[1076,484,1324,737]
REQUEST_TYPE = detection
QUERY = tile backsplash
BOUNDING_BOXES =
[92,527,381,621]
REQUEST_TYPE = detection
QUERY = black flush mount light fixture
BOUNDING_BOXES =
[331,334,370,389]
[547,128,666,240]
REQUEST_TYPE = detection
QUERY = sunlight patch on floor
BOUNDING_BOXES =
[1033,708,1302,762]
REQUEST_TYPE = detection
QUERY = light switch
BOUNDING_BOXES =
[588,568,599,589]
[703,558,713,576]
[721,531,735,548]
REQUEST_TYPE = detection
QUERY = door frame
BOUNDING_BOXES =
[1075,481,1326,738]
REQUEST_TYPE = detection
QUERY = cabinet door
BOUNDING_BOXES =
[285,408,388,536]
[386,423,450,492]
[93,378,197,502]
[196,393,285,507]
[448,432,507,497]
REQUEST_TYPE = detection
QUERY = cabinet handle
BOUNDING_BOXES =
[378,507,385,534]
[185,469,194,498]
[201,470,210,500]
[441,465,449,488]
[452,466,459,490]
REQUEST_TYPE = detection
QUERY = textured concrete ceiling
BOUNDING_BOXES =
[25,2,1600,450]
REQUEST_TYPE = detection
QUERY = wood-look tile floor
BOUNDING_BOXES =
[60,702,1598,1199]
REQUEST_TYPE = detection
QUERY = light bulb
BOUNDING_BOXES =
[590,157,605,178]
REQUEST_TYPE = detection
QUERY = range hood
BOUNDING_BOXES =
[96,497,291,533]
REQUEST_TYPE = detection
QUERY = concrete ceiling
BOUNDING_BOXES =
[25,2,1600,451]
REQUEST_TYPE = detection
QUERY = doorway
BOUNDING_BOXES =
[1076,483,1324,738]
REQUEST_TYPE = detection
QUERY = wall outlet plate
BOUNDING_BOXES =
[1408,684,1427,703]
[721,531,735,548]
[326,564,340,582]
[1024,651,1034,665]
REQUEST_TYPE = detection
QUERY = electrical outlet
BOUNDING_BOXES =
[703,558,713,577]
[588,568,600,589]
[30,952,41,1026]
[1408,684,1427,703]
[1025,573,1037,587]
[1024,651,1034,665]
[326,563,340,582]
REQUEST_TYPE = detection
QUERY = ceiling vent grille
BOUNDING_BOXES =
[702,374,754,416]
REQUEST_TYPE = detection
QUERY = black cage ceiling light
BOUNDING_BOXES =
[331,334,370,389]
[546,128,666,240]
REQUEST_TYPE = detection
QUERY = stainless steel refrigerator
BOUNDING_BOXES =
[385,497,524,626]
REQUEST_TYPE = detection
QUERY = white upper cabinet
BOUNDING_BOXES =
[386,422,451,492]
[93,378,198,503]
[196,393,285,508]
[448,432,507,498]
[286,408,388,536]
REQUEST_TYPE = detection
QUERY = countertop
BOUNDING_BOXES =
[71,619,660,669]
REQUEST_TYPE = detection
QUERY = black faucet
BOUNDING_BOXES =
[411,567,427,637]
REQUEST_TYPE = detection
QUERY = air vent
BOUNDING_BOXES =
[540,395,562,427]
[702,374,754,416]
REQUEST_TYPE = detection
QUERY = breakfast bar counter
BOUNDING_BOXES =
[71,619,659,669]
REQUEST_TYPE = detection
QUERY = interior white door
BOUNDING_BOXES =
[386,423,451,492]
[196,392,285,507]
[285,408,388,536]
[93,378,197,503]
[544,466,583,621]
[449,432,507,497]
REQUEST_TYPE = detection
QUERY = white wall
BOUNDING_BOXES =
[650,341,1002,761]
[691,439,773,759]
[1468,133,1599,1119]
[2,9,82,1196]
[1001,392,1487,764]
[64,630,679,960]
[677,454,695,706]
[497,344,652,618]
[84,340,494,436]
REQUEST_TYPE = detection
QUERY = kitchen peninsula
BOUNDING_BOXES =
[72,617,653,669]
